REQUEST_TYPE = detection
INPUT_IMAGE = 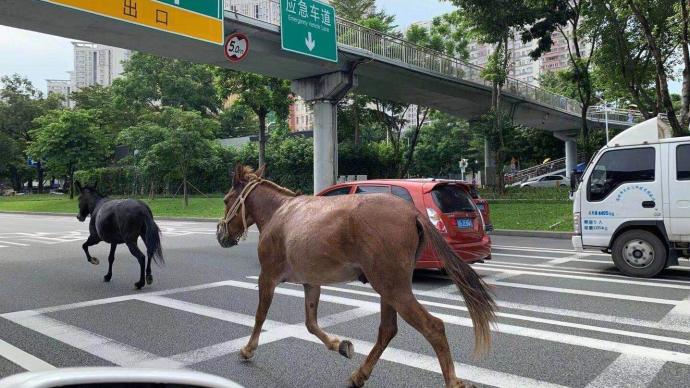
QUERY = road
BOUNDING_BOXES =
[0,213,689,387]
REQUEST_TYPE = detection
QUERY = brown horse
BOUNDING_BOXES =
[216,165,495,388]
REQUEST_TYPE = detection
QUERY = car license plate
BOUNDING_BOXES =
[457,218,473,229]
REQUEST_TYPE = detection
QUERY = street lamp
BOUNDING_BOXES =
[596,92,611,144]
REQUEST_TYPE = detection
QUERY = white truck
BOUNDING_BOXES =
[571,116,690,277]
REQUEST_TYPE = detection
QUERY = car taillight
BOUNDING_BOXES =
[427,208,447,233]
[573,212,581,235]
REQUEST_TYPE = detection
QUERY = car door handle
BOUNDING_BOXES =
[642,201,656,208]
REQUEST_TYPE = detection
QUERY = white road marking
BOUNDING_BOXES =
[236,280,690,363]
[491,281,678,305]
[585,354,665,388]
[0,338,55,371]
[476,264,690,290]
[347,280,690,333]
[1,314,182,369]
[660,297,690,326]
[295,333,570,388]
[492,244,610,257]
[492,252,611,264]
[480,260,690,284]
[0,240,29,247]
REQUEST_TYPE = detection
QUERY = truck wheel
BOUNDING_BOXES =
[611,230,667,278]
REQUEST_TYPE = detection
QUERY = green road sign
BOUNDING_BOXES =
[280,0,338,63]
[155,0,223,19]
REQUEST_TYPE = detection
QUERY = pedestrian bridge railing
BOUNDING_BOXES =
[225,0,644,127]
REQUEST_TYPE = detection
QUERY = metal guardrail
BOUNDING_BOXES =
[225,1,645,126]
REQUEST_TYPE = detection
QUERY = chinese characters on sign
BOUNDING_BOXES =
[281,0,338,62]
[44,0,224,44]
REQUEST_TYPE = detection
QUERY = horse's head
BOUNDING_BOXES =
[75,181,100,222]
[216,164,266,248]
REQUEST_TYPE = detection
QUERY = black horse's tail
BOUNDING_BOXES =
[144,215,165,266]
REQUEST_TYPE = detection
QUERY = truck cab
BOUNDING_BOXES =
[572,116,690,277]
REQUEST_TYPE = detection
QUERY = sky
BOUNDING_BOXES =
[0,0,681,94]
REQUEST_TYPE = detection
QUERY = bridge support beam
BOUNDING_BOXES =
[565,139,577,180]
[292,71,357,194]
[554,130,579,180]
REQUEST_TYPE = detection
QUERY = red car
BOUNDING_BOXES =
[317,179,492,269]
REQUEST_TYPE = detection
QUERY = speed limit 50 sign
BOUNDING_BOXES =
[224,33,249,62]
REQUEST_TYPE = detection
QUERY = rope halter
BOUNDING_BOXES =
[218,178,263,243]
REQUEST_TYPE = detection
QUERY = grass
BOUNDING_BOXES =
[0,194,574,232]
[490,201,573,232]
[0,195,225,219]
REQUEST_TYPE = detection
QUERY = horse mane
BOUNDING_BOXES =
[242,167,300,197]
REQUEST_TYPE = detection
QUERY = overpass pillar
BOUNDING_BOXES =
[292,71,357,193]
[565,139,577,180]
[484,138,496,187]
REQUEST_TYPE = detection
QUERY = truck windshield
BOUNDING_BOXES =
[431,185,476,213]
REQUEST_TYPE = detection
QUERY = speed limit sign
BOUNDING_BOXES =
[224,33,249,63]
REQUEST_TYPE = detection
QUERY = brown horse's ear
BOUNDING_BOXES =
[74,181,82,193]
[256,164,266,178]
[232,163,244,187]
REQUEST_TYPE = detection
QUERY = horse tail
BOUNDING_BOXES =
[144,215,165,266]
[416,214,495,355]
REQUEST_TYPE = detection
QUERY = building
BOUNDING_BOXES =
[71,42,130,90]
[289,96,314,133]
[467,28,573,86]
[46,79,72,107]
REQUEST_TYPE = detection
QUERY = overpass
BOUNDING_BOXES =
[0,0,641,190]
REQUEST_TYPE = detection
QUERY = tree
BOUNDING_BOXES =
[72,85,137,137]
[330,0,375,21]
[448,0,540,189]
[623,0,687,135]
[28,110,110,199]
[112,53,220,115]
[0,74,62,192]
[117,122,170,198]
[219,102,259,138]
[591,1,658,118]
[215,70,292,168]
[140,108,218,207]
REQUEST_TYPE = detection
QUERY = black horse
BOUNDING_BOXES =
[75,182,164,289]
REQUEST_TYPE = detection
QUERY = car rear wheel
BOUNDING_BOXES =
[611,230,666,278]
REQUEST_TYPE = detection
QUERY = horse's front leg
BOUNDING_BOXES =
[82,234,101,265]
[304,284,353,358]
[240,272,278,360]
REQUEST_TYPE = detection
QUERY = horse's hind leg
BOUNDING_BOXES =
[304,284,353,358]
[103,244,117,282]
[82,234,101,265]
[240,272,277,360]
[347,300,397,388]
[145,247,153,285]
[391,291,467,388]
[125,241,146,290]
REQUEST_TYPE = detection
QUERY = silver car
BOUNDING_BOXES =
[520,174,568,188]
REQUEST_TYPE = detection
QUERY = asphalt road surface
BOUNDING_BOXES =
[0,213,689,388]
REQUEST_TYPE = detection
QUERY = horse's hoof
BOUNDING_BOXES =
[134,282,144,290]
[238,348,255,361]
[448,379,472,388]
[346,371,366,388]
[103,275,111,282]
[146,275,153,285]
[338,340,354,359]
[89,257,99,265]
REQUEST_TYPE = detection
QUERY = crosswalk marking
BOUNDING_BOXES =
[0,338,55,371]
[585,354,666,388]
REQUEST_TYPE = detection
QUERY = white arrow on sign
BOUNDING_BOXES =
[305,32,316,51]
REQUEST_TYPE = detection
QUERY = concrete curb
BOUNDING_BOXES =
[0,211,218,223]
[492,229,574,240]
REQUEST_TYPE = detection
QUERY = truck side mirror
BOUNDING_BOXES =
[570,170,582,193]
